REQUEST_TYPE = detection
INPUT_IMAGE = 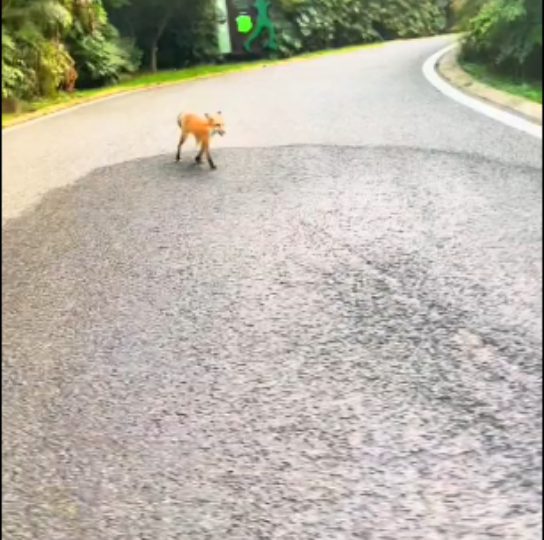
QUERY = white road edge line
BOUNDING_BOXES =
[423,43,543,140]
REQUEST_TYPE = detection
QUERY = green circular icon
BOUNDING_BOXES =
[236,14,253,34]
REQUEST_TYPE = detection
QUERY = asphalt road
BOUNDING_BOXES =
[2,36,543,539]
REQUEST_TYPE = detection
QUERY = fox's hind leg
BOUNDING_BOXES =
[175,131,188,162]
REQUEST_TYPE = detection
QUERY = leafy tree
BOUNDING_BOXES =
[107,0,218,71]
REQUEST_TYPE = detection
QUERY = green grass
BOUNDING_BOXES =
[2,41,384,129]
[460,60,542,104]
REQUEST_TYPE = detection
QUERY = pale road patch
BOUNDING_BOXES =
[423,43,543,140]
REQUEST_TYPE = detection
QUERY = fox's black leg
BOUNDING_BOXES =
[195,144,203,164]
[203,141,216,169]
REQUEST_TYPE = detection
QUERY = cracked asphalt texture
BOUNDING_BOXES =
[2,37,543,539]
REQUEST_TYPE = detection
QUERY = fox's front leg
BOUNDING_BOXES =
[203,140,216,170]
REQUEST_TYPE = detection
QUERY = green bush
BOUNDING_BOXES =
[68,24,141,88]
[461,0,542,79]
[2,29,27,101]
[2,0,142,102]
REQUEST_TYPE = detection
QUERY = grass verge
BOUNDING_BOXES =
[2,41,384,129]
[460,60,542,104]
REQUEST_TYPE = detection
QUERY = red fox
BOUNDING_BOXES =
[175,111,226,170]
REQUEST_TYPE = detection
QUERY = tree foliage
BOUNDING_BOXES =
[3,0,453,105]
[451,0,490,29]
[2,0,139,103]
[461,0,542,79]
[276,0,448,56]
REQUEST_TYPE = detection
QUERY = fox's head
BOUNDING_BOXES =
[205,111,226,137]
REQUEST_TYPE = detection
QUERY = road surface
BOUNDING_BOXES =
[2,37,542,539]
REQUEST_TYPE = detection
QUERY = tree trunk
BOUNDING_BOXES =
[150,43,158,72]
[149,9,172,72]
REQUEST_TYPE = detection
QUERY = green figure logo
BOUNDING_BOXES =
[236,14,253,34]
[243,0,277,53]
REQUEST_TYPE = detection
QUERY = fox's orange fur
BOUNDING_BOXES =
[175,111,226,170]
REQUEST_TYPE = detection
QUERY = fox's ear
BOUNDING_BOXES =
[217,110,222,114]
[205,113,211,119]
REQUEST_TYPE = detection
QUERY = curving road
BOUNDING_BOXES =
[2,36,543,539]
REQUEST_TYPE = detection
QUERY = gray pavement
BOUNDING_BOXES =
[2,36,543,539]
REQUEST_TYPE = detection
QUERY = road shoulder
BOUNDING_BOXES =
[437,45,542,126]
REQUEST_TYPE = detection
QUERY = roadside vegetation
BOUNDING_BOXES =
[2,0,455,126]
[455,0,542,103]
[5,1,540,127]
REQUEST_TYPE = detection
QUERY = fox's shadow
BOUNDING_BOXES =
[164,154,220,177]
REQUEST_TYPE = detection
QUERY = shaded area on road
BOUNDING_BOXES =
[3,146,542,539]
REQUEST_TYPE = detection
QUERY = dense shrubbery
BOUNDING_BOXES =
[460,0,542,80]
[2,0,141,104]
[275,0,449,56]
[2,0,453,106]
